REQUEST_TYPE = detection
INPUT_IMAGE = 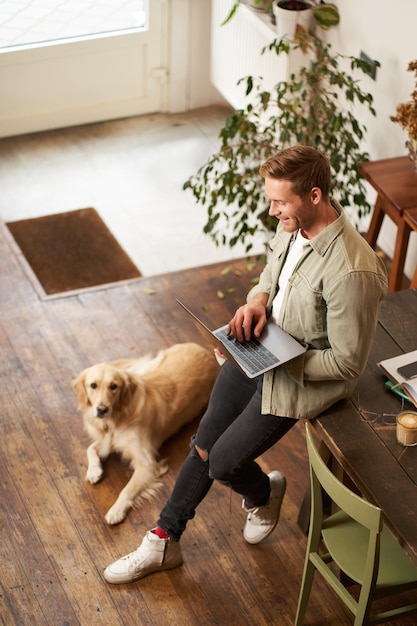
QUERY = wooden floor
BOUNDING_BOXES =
[1,220,416,626]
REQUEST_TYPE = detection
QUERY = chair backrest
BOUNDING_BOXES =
[305,423,383,534]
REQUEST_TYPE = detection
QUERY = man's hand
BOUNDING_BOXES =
[227,293,268,342]
[214,347,228,365]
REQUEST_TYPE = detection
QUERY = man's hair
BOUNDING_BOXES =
[259,145,331,199]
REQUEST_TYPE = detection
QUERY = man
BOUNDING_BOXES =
[104,145,388,584]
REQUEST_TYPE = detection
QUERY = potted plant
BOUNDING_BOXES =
[273,1,339,38]
[223,0,339,33]
[183,35,379,253]
[390,60,417,170]
[222,1,274,24]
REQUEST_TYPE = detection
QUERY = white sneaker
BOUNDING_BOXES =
[103,530,183,584]
[242,470,287,545]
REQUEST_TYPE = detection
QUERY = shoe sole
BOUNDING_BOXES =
[103,558,183,584]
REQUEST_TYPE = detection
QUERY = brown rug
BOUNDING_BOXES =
[6,208,141,295]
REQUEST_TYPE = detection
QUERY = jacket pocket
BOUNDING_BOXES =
[283,274,326,342]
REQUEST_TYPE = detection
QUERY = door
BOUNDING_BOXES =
[0,0,168,138]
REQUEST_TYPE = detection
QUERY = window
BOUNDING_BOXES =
[0,0,147,50]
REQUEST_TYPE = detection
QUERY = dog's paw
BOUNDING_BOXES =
[86,465,103,484]
[105,504,128,525]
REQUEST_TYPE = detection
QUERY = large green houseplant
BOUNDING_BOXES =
[184,35,379,253]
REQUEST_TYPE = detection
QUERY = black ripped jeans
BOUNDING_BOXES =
[157,361,296,541]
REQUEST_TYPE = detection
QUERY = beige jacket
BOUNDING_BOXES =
[247,201,388,419]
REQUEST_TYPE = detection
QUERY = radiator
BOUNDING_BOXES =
[211,0,288,110]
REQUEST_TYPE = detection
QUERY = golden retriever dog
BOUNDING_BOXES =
[72,342,218,525]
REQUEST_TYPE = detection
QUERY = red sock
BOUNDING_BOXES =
[152,526,170,540]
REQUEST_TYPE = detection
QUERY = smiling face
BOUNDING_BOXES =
[265,177,323,239]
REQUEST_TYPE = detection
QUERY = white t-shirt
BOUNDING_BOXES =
[271,229,310,323]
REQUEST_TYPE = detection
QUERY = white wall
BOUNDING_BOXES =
[318,0,417,278]
[327,0,416,161]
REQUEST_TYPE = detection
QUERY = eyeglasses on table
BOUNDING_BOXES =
[357,394,404,425]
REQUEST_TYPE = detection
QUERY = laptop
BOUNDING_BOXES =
[176,299,306,379]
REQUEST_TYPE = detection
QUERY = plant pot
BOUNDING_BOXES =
[272,0,313,38]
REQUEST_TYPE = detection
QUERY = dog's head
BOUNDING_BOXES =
[72,363,138,422]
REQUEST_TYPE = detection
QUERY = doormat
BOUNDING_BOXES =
[6,208,141,295]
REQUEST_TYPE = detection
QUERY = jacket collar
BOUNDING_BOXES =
[308,198,345,257]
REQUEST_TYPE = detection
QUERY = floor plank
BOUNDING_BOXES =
[1,221,416,625]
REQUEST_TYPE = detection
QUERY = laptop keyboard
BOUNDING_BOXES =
[215,327,279,376]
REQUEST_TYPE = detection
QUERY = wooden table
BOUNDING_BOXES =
[404,207,417,288]
[359,157,417,291]
[312,288,417,565]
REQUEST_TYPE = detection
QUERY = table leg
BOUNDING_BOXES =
[366,195,385,248]
[410,267,417,289]
[389,218,412,291]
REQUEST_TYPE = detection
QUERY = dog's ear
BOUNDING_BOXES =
[72,372,89,407]
[118,372,138,409]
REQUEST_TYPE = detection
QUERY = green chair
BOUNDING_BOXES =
[295,423,417,625]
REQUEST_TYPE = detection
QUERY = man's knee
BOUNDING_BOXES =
[194,442,234,483]
[195,444,208,462]
[208,446,234,483]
